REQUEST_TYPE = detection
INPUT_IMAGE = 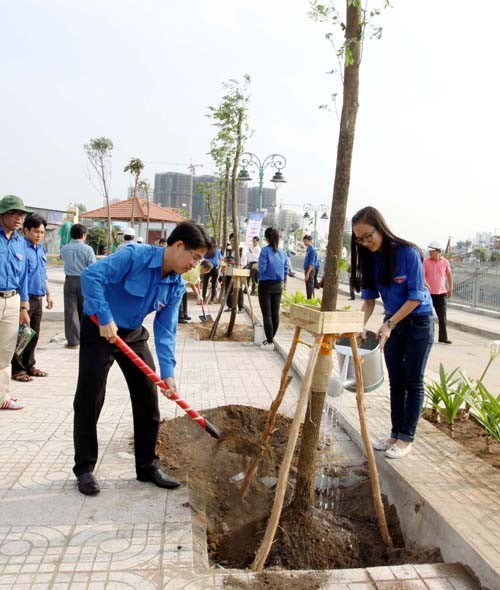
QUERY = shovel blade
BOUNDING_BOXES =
[199,314,213,322]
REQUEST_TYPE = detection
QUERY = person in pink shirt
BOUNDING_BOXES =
[423,240,454,344]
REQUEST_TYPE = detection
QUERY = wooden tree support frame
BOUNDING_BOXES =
[208,268,254,340]
[251,304,392,572]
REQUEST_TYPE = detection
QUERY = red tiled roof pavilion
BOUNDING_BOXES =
[81,197,186,223]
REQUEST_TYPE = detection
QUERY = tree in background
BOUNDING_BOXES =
[84,137,114,250]
[124,157,144,226]
[198,180,222,241]
[137,178,152,243]
[207,75,251,335]
[294,0,388,510]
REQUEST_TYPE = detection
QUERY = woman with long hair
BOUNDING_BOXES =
[350,206,434,459]
[257,227,288,350]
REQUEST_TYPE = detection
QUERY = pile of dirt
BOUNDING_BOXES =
[180,321,254,342]
[157,404,441,571]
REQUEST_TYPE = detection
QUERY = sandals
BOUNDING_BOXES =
[12,373,33,382]
[28,368,48,377]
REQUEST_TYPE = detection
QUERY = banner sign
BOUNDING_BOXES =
[245,211,264,246]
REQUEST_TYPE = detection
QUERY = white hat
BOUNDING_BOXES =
[428,240,442,251]
[123,227,135,237]
[136,236,144,243]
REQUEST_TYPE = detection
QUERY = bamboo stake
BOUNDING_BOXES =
[251,335,324,572]
[241,326,301,498]
[243,277,255,325]
[349,334,393,548]
[209,278,233,340]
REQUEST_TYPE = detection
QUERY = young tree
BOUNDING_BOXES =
[124,157,145,226]
[84,137,114,249]
[207,75,251,335]
[138,178,152,243]
[294,0,387,508]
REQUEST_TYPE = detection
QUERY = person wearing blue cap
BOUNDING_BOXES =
[0,195,32,410]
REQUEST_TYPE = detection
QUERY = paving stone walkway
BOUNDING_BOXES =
[0,267,490,589]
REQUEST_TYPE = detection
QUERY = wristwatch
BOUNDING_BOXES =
[386,318,396,329]
[20,305,29,311]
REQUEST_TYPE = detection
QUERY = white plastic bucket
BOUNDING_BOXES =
[254,322,266,345]
[335,331,384,393]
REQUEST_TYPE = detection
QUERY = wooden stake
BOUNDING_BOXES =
[251,335,324,572]
[349,334,393,549]
[241,326,301,498]
[209,278,232,340]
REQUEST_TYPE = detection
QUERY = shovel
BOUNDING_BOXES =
[199,299,213,322]
[90,315,220,439]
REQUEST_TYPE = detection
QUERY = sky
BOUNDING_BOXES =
[2,0,500,249]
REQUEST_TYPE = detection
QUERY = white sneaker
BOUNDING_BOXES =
[372,437,395,451]
[0,397,25,410]
[261,341,275,351]
[385,442,412,459]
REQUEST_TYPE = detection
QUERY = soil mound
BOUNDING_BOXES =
[157,404,441,571]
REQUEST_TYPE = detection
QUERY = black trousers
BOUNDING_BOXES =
[224,275,243,311]
[431,293,448,341]
[258,280,283,343]
[73,315,160,477]
[202,267,218,301]
[64,276,84,346]
[12,295,43,376]
[305,268,317,300]
[246,262,259,293]
[179,292,188,319]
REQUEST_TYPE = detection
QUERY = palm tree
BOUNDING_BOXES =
[124,158,144,226]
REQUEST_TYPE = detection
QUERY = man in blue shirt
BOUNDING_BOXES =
[201,238,221,303]
[0,195,31,411]
[60,224,96,348]
[302,235,320,299]
[73,221,212,496]
[12,214,54,382]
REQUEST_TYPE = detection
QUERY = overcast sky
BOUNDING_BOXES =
[2,0,499,248]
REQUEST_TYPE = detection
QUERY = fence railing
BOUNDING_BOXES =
[291,256,500,313]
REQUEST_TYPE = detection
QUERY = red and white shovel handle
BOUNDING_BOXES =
[90,315,220,439]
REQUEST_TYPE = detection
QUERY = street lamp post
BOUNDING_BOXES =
[303,203,329,248]
[237,152,287,216]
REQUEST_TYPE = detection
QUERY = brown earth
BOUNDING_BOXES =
[157,404,441,576]
[179,319,254,342]
[423,410,500,471]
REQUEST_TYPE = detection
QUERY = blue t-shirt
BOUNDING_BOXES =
[81,245,185,379]
[26,240,48,296]
[203,248,221,269]
[303,245,319,271]
[258,245,289,281]
[0,228,28,300]
[361,245,433,316]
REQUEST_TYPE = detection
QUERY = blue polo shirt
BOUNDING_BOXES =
[0,228,28,300]
[258,245,289,281]
[303,245,320,271]
[26,239,48,296]
[361,245,433,316]
[204,248,221,269]
[81,244,185,379]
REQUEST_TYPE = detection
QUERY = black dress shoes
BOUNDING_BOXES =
[77,472,100,495]
[137,468,181,489]
[439,339,452,344]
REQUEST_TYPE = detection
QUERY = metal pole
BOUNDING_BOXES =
[258,167,264,212]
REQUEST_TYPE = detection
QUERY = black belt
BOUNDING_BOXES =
[0,290,18,299]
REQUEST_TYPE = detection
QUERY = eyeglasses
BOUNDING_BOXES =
[6,210,26,218]
[186,249,203,264]
[354,228,377,245]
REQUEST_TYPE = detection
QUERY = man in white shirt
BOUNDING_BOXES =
[245,236,261,295]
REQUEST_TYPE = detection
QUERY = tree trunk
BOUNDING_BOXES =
[293,0,362,508]
[226,108,244,337]
[131,176,138,226]
[100,157,112,251]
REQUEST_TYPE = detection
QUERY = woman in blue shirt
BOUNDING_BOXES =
[257,228,288,349]
[350,206,433,459]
